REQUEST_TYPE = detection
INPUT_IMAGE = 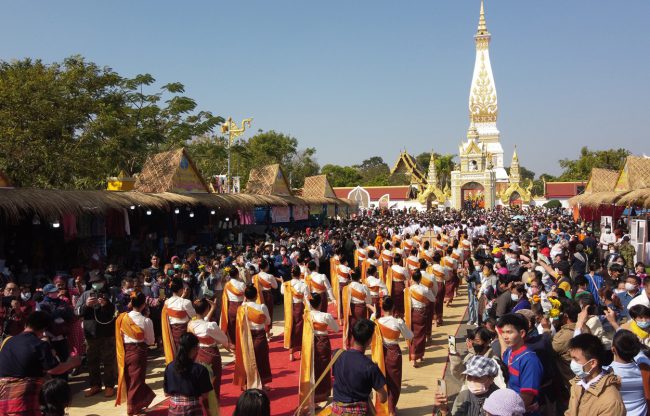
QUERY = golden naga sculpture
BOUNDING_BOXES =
[221,117,253,147]
[417,183,450,205]
[498,181,533,204]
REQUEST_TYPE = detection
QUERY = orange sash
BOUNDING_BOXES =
[381,252,393,262]
[313,321,329,332]
[421,275,435,289]
[220,281,243,336]
[378,323,401,342]
[420,251,433,263]
[350,287,366,302]
[411,288,429,304]
[233,305,262,390]
[406,258,419,269]
[166,308,188,320]
[451,252,461,260]
[309,279,326,293]
[115,313,145,406]
[431,268,446,280]
[247,306,267,325]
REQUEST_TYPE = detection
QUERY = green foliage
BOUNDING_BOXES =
[505,166,536,182]
[199,130,320,189]
[543,199,562,209]
[557,147,630,181]
[321,165,362,187]
[0,56,223,189]
[415,152,456,189]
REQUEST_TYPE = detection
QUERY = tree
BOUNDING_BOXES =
[557,147,630,181]
[355,156,391,186]
[285,147,320,189]
[505,166,536,183]
[0,56,223,189]
[321,164,362,187]
[411,152,455,189]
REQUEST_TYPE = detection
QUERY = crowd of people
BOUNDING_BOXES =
[0,205,648,416]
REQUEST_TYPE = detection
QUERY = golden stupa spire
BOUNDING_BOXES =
[477,0,488,35]
[512,145,519,163]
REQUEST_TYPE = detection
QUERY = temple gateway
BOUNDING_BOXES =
[390,1,532,210]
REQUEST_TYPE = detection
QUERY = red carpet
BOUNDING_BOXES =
[148,306,343,416]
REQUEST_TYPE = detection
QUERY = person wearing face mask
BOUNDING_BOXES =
[565,333,625,416]
[511,285,531,313]
[0,311,82,416]
[450,327,505,388]
[75,271,117,397]
[38,283,75,379]
[114,278,136,314]
[617,275,641,318]
[433,355,500,416]
[605,304,650,348]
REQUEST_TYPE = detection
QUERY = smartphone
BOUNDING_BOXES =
[437,379,447,396]
[448,335,457,354]
[158,288,165,299]
[466,328,475,340]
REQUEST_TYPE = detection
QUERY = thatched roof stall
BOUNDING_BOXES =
[613,156,650,193]
[245,164,292,196]
[135,148,210,194]
[569,168,619,207]
[585,168,619,193]
[617,188,650,208]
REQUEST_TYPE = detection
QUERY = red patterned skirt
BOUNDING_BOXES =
[196,345,222,399]
[252,329,272,384]
[124,343,155,415]
[409,307,427,361]
[384,343,402,412]
[314,334,332,402]
[291,302,305,349]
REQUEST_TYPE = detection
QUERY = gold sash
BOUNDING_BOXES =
[220,281,244,336]
[161,305,175,364]
[370,318,390,416]
[115,313,144,406]
[233,305,262,390]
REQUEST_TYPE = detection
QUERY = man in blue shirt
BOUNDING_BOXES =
[497,313,544,416]
[332,319,387,414]
[618,274,641,317]
[585,270,604,305]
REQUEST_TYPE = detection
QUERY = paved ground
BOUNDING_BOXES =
[68,286,469,416]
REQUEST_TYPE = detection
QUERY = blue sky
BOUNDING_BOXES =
[1,1,648,177]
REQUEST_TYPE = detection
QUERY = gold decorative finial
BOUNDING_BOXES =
[477,0,487,34]
[512,145,519,162]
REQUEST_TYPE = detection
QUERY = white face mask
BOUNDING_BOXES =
[466,380,489,395]
[511,293,519,302]
[625,283,638,292]
[21,292,32,301]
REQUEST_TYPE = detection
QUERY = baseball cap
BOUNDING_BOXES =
[42,284,58,294]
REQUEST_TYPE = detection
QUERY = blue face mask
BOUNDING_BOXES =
[636,320,650,330]
[570,359,593,379]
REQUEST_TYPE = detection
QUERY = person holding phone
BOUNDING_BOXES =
[433,355,500,416]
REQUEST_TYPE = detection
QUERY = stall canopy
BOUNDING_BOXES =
[0,151,356,224]
[135,148,210,193]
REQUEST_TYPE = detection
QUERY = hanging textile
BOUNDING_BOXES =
[123,208,131,236]
[293,206,309,221]
[271,206,290,223]
[62,213,78,241]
